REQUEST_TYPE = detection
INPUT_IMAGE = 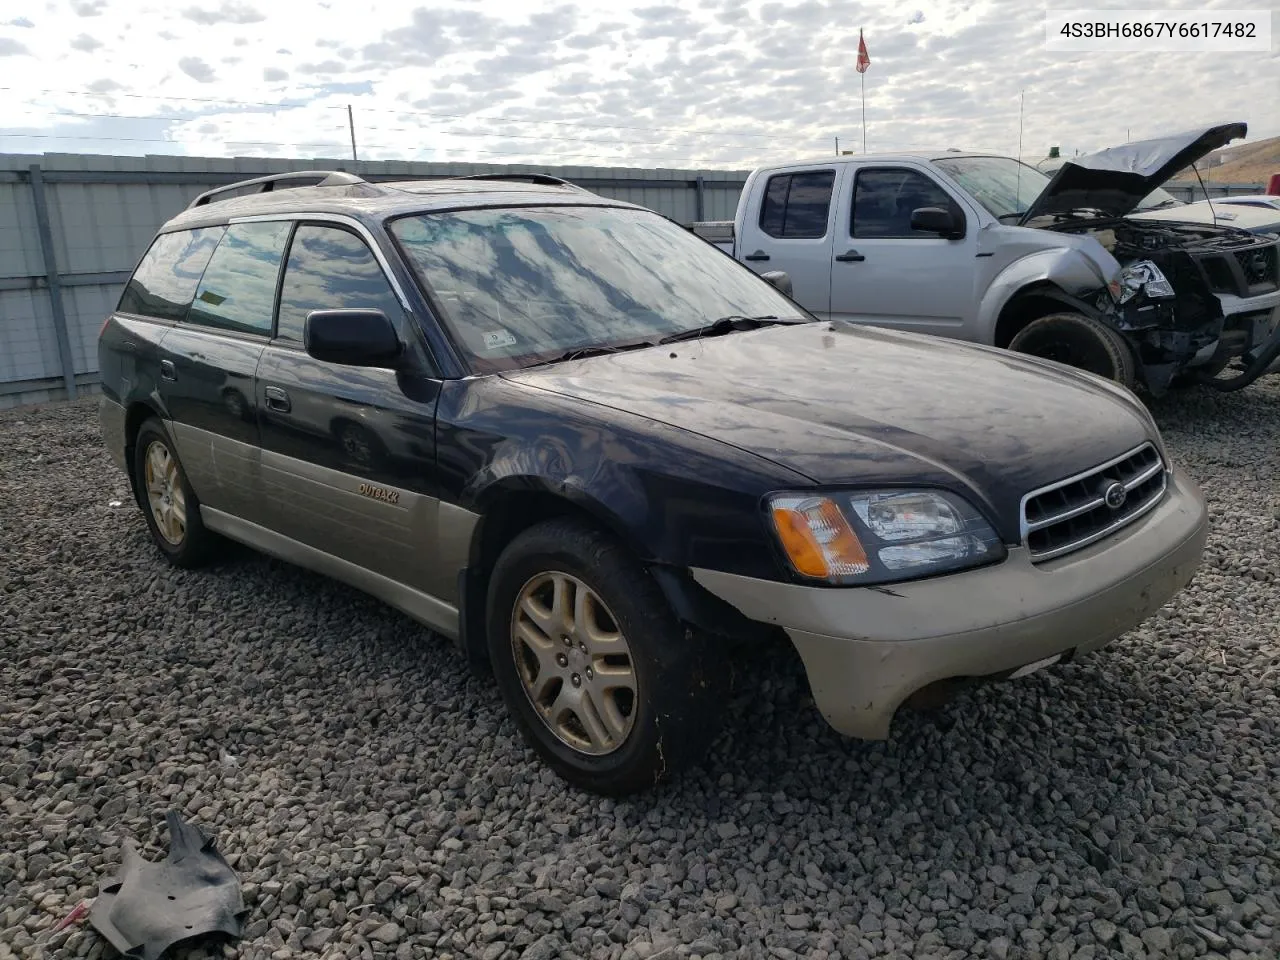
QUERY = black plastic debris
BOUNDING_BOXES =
[89,810,247,960]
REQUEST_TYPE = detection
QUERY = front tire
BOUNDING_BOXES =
[1008,312,1136,389]
[486,519,725,795]
[132,418,220,568]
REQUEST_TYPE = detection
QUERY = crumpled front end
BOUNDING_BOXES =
[1063,219,1280,392]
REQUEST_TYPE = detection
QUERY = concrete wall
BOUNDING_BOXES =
[0,152,750,409]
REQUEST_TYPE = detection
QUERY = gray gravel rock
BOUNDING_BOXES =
[3,387,1280,960]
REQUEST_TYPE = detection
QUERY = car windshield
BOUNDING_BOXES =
[932,156,1050,220]
[390,205,807,372]
[1134,187,1184,211]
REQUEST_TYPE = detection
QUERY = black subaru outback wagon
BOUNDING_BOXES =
[100,170,1207,794]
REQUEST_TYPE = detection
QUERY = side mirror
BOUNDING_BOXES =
[304,309,402,368]
[760,270,793,297]
[911,206,964,239]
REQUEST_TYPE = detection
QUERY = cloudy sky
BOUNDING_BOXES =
[0,0,1276,171]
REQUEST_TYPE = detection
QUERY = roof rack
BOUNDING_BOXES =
[455,173,579,188]
[188,170,367,209]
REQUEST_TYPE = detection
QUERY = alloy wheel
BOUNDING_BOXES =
[510,571,638,755]
[143,440,186,545]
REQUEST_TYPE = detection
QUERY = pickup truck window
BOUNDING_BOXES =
[276,225,404,342]
[851,168,963,239]
[391,205,804,372]
[759,171,836,239]
[187,221,293,336]
[932,156,1048,220]
[117,227,224,322]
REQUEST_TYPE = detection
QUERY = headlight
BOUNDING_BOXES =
[769,490,1004,585]
[1118,260,1175,303]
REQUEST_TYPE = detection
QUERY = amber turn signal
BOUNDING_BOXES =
[770,496,870,580]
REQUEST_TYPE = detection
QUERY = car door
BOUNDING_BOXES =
[255,218,450,606]
[734,166,843,317]
[156,221,292,526]
[829,164,978,336]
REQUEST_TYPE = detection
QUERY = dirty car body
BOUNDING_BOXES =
[99,172,1207,792]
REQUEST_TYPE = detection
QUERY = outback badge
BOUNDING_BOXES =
[358,483,400,505]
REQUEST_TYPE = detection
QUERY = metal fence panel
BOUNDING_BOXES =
[0,288,61,382]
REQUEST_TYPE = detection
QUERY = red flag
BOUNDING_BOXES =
[856,29,871,73]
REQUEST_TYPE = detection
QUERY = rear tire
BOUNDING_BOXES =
[486,518,726,795]
[132,418,221,568]
[1008,312,1136,389]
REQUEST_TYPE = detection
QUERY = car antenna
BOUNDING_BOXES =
[1192,162,1218,226]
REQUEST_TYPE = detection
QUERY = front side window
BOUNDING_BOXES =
[117,227,225,322]
[276,225,404,342]
[851,168,964,239]
[390,205,806,372]
[187,221,292,335]
[758,171,836,239]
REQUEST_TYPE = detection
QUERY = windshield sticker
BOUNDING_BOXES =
[482,330,518,350]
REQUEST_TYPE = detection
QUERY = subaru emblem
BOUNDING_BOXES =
[1102,481,1127,510]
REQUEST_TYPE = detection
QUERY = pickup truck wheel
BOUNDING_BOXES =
[486,518,725,795]
[1008,312,1136,389]
[133,418,220,568]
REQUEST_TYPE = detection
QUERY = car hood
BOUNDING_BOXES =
[504,323,1153,539]
[1130,200,1280,235]
[1020,121,1247,223]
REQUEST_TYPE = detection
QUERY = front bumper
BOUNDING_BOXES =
[692,467,1208,739]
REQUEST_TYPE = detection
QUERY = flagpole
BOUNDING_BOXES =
[861,69,866,152]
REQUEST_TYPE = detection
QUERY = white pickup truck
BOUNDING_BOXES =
[692,122,1280,393]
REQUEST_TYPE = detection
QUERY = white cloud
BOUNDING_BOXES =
[181,1,266,26]
[70,32,102,51]
[0,0,1274,170]
[69,0,108,16]
[178,56,217,83]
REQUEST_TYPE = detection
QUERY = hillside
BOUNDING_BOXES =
[1170,134,1280,183]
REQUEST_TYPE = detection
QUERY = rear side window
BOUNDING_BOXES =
[276,225,404,342]
[187,221,293,335]
[758,171,836,239]
[117,227,224,322]
[852,168,964,239]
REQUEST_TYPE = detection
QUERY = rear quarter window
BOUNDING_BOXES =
[117,227,225,322]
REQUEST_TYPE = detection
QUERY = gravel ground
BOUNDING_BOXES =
[1,385,1278,960]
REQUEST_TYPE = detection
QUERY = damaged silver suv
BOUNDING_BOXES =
[698,121,1280,394]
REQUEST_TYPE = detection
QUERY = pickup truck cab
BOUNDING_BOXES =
[695,122,1280,394]
[100,170,1207,794]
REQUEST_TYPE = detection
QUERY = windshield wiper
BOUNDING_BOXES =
[657,314,805,344]
[525,340,656,368]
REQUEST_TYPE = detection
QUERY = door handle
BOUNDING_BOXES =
[159,360,177,381]
[835,249,866,262]
[743,250,771,262]
[264,386,291,413]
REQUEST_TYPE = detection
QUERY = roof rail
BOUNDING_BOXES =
[455,173,579,188]
[188,170,367,209]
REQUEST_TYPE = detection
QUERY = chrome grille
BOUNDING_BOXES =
[1021,443,1167,563]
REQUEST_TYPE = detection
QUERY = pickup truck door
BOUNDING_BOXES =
[829,163,978,337]
[734,165,845,317]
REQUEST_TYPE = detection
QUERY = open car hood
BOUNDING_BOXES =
[1020,122,1247,224]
